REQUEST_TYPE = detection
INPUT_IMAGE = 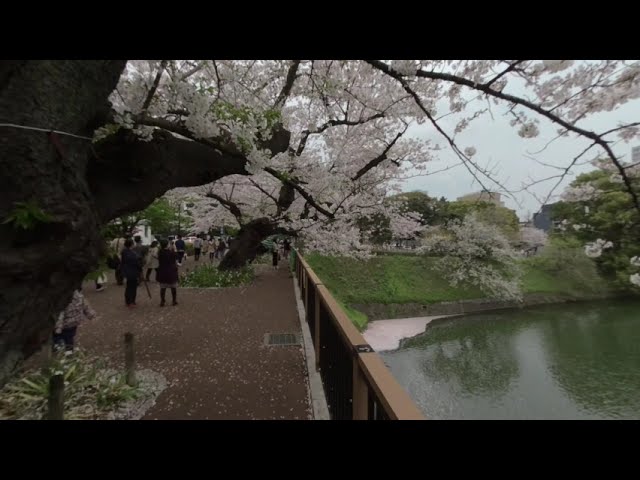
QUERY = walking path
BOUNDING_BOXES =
[79,265,312,419]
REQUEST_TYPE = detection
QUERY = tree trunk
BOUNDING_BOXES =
[0,61,292,385]
[0,60,127,384]
[218,218,276,270]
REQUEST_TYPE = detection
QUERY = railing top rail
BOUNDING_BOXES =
[358,353,426,420]
[294,249,425,421]
[316,284,367,348]
[297,254,324,286]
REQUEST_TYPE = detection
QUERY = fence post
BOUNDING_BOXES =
[314,288,321,371]
[124,332,136,386]
[48,374,64,420]
[303,271,308,313]
[43,336,53,372]
[352,355,369,420]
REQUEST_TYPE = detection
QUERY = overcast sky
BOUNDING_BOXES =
[400,66,640,220]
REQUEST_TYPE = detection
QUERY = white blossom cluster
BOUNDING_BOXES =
[421,215,523,301]
[584,239,614,258]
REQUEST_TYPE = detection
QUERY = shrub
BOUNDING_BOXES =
[525,241,605,295]
[181,264,254,288]
[0,350,139,420]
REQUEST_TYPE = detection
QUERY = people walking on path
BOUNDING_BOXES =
[145,240,160,282]
[175,235,186,265]
[157,238,179,307]
[54,288,96,352]
[193,236,203,261]
[201,238,209,262]
[133,235,149,284]
[216,238,227,260]
[209,237,218,262]
[121,239,142,307]
[272,242,279,270]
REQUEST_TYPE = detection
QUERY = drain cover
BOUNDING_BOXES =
[264,333,300,346]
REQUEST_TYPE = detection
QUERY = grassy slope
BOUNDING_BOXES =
[306,253,612,328]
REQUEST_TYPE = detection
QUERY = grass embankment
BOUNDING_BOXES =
[306,254,613,329]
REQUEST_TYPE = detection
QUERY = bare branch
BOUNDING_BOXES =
[273,60,301,109]
[599,122,640,137]
[484,60,524,88]
[296,111,385,156]
[206,192,244,225]
[141,60,168,113]
[181,61,205,80]
[264,167,335,219]
[402,61,640,212]
[351,126,407,181]
[366,60,514,199]
[249,178,279,205]
[530,141,598,212]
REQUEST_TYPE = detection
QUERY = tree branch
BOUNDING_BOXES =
[141,60,167,113]
[273,60,301,109]
[206,192,244,225]
[484,60,524,88]
[403,61,640,212]
[366,60,509,196]
[181,61,205,80]
[296,112,386,156]
[264,167,335,219]
[249,178,279,205]
[368,59,640,212]
[351,126,407,181]
[89,122,288,223]
[135,114,291,162]
[599,122,640,137]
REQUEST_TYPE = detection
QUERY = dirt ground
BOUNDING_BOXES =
[76,264,311,420]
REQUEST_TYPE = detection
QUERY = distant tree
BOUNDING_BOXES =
[553,164,640,289]
[387,191,448,225]
[422,214,523,301]
[444,201,520,240]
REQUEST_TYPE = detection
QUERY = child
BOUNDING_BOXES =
[54,289,96,353]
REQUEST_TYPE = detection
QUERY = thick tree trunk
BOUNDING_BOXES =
[0,60,127,383]
[218,218,276,270]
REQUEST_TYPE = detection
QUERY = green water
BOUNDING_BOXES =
[380,300,640,420]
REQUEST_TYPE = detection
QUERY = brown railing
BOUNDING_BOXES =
[293,250,425,420]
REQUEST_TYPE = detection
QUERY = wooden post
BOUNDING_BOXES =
[43,335,53,372]
[314,289,321,371]
[352,357,369,420]
[48,374,64,420]
[124,332,136,386]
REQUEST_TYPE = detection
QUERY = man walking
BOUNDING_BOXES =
[193,236,203,261]
[121,239,142,307]
[175,234,186,265]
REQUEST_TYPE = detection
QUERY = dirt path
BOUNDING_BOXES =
[78,265,311,420]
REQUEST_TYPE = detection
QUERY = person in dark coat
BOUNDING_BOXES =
[174,234,186,265]
[271,242,279,269]
[157,238,179,306]
[121,238,142,307]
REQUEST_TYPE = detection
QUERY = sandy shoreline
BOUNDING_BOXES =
[363,315,452,352]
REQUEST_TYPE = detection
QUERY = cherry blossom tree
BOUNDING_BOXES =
[421,214,523,301]
[519,226,548,254]
[2,59,639,382]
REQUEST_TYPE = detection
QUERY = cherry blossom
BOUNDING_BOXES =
[421,214,522,301]
[584,239,614,258]
[93,60,640,262]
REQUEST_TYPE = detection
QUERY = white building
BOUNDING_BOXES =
[132,221,153,245]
